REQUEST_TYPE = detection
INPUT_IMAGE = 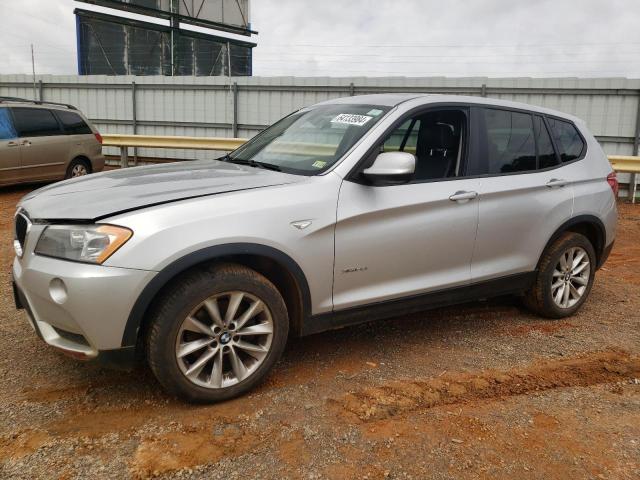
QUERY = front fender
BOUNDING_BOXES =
[120,242,312,347]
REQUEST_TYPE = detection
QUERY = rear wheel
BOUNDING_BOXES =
[146,263,289,403]
[65,158,91,179]
[524,232,596,318]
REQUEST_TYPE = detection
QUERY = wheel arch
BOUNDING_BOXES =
[122,243,312,348]
[538,215,606,269]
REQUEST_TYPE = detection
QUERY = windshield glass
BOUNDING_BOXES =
[228,104,390,175]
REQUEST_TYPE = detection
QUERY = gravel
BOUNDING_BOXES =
[1,185,639,479]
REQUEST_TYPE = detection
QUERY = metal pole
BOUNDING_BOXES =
[170,0,179,76]
[481,83,487,97]
[120,146,129,168]
[628,95,640,203]
[232,81,238,138]
[31,44,36,100]
[38,80,43,102]
[349,82,355,96]
[132,81,138,166]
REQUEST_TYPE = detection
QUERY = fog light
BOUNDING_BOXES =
[13,239,23,258]
[49,278,68,304]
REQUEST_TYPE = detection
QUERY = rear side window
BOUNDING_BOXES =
[534,116,558,169]
[547,118,585,162]
[481,108,536,174]
[56,110,92,135]
[11,108,61,137]
[0,108,17,139]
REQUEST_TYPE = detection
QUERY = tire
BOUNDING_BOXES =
[145,263,289,403]
[65,158,91,179]
[523,232,596,319]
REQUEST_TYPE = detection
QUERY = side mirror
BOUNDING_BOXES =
[362,151,415,185]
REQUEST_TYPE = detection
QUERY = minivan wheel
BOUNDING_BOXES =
[65,159,90,179]
[145,263,289,403]
[523,232,596,319]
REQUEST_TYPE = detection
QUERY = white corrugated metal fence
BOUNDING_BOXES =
[1,74,638,192]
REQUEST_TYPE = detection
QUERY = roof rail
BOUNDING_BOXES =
[0,97,77,110]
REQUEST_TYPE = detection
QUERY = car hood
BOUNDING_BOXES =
[19,160,304,221]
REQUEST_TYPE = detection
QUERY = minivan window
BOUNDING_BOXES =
[0,108,17,140]
[228,104,390,175]
[482,108,536,174]
[11,108,61,137]
[56,110,92,135]
[534,116,558,169]
[547,118,585,162]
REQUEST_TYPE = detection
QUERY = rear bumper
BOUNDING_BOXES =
[92,154,106,172]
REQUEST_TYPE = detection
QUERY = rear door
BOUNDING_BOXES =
[469,107,574,283]
[0,108,21,185]
[11,107,69,181]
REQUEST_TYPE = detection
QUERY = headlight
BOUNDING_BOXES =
[35,225,133,264]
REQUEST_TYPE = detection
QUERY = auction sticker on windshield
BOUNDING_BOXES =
[331,113,372,127]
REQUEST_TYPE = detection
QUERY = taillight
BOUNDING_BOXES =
[94,132,103,144]
[607,171,619,198]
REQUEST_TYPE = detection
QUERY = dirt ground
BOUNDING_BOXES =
[0,184,639,480]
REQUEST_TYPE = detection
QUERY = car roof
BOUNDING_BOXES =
[314,93,424,107]
[314,93,581,123]
[0,97,78,111]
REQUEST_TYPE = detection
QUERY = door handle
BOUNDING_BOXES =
[449,190,478,202]
[7,141,19,147]
[20,140,32,147]
[546,178,568,188]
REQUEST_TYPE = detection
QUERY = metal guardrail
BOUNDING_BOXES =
[102,134,248,168]
[608,155,640,173]
[609,155,640,202]
[102,133,640,201]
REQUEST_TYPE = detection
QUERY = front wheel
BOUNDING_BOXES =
[146,264,289,403]
[523,232,596,319]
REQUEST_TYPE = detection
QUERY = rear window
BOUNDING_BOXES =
[56,110,92,135]
[547,118,585,162]
[11,107,61,137]
[0,108,17,139]
[481,108,536,174]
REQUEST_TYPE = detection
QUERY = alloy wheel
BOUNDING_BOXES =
[174,291,274,389]
[551,246,590,309]
[71,164,88,177]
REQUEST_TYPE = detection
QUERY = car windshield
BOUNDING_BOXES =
[226,104,390,175]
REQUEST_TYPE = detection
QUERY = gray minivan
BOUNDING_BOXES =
[0,98,104,186]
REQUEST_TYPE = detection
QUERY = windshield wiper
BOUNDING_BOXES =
[221,157,282,172]
[216,153,232,162]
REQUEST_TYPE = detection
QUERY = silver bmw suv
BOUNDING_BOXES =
[12,94,617,403]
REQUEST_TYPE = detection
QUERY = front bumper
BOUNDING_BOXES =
[12,252,156,359]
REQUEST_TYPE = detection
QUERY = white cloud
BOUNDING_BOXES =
[1,0,639,77]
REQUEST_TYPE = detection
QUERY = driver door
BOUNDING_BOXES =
[332,107,480,311]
